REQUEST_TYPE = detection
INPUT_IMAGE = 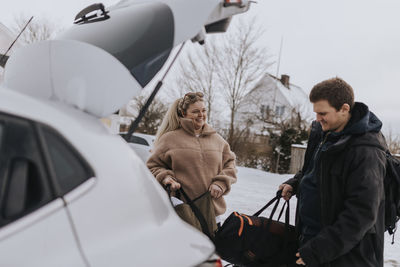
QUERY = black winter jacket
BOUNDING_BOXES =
[285,102,387,267]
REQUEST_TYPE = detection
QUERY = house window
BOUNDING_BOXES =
[260,105,271,120]
[275,106,285,117]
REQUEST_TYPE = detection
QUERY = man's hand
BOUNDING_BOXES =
[296,252,306,265]
[278,183,293,201]
[209,184,223,199]
[162,176,181,191]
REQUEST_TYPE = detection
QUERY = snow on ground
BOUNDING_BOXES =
[222,167,400,267]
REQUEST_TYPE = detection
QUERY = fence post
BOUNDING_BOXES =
[289,144,307,174]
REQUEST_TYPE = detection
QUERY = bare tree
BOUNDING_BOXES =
[385,129,400,155]
[12,14,59,44]
[120,95,168,135]
[215,18,273,147]
[259,108,310,173]
[175,41,218,123]
[174,18,272,147]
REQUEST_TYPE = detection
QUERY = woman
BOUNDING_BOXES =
[146,92,236,226]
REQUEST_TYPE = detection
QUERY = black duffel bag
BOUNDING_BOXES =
[214,190,298,267]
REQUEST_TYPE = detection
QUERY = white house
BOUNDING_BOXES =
[237,73,312,133]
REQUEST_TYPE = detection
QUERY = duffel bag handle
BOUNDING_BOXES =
[257,190,293,258]
[253,189,292,241]
[165,184,174,206]
[252,190,285,217]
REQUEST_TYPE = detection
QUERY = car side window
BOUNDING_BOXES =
[41,126,94,196]
[129,135,149,146]
[0,114,53,227]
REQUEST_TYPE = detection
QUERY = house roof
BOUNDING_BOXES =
[253,73,309,108]
[244,73,313,121]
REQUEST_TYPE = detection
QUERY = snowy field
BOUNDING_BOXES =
[222,167,400,267]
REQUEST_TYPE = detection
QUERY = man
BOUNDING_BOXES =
[279,77,387,267]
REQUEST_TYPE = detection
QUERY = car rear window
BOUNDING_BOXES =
[129,136,149,146]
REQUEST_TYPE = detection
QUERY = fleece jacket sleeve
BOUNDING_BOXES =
[299,146,385,266]
[146,140,175,184]
[212,142,237,195]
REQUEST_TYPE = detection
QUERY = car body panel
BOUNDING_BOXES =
[0,1,251,265]
[3,39,140,118]
[111,0,250,47]
[0,199,86,267]
[121,133,155,162]
[0,87,214,266]
[59,1,174,88]
[58,0,250,93]
[128,142,152,162]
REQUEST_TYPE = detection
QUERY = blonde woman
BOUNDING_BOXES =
[146,92,236,228]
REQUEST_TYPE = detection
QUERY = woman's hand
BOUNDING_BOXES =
[162,176,181,191]
[279,183,293,201]
[209,184,223,199]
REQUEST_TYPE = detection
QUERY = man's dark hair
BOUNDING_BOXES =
[309,77,355,111]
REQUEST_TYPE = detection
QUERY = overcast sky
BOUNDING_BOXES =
[1,0,400,135]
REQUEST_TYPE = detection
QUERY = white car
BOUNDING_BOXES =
[0,0,250,266]
[120,133,155,162]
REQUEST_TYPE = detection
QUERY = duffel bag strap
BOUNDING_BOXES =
[166,185,213,240]
[255,190,293,255]
[283,198,291,255]
[165,184,175,206]
[270,194,294,261]
[252,190,282,217]
[264,194,282,230]
[263,191,291,235]
[178,187,214,240]
[277,200,287,221]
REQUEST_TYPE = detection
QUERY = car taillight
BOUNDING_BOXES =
[198,255,223,267]
[214,258,223,267]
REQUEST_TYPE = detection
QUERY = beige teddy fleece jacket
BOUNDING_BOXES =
[146,118,237,215]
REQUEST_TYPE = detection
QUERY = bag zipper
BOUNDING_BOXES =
[234,212,245,236]
[242,214,253,225]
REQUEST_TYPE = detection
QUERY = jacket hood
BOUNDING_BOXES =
[318,102,384,153]
[179,118,216,136]
[343,102,382,135]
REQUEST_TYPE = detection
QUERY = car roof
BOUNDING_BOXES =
[119,131,154,140]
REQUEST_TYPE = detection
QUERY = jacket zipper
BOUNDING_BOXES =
[319,133,330,226]
[234,212,245,236]
[319,133,331,267]
[196,134,205,163]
